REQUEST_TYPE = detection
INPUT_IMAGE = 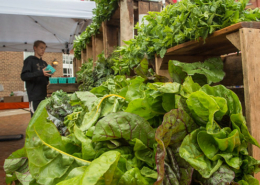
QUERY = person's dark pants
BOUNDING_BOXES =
[30,100,43,117]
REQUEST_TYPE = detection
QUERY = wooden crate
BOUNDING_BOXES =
[47,84,80,97]
[155,21,260,180]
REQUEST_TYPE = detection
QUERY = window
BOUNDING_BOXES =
[63,54,74,77]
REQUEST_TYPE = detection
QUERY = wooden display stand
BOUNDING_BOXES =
[155,21,260,180]
[76,0,162,73]
[47,84,80,97]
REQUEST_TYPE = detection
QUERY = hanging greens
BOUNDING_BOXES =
[76,52,115,91]
[111,0,260,75]
[4,57,260,185]
[73,0,118,59]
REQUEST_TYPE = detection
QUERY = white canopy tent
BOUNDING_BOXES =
[0,0,96,53]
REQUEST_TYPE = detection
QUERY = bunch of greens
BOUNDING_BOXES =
[77,52,114,91]
[45,90,75,135]
[73,0,118,59]
[4,57,260,185]
[112,0,260,75]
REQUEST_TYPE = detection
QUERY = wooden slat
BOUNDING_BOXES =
[156,22,260,70]
[219,55,243,86]
[81,49,87,63]
[149,2,161,12]
[92,34,104,66]
[226,31,241,50]
[157,55,217,70]
[120,0,134,46]
[240,28,260,181]
[47,84,79,94]
[166,22,260,56]
[86,43,93,61]
[103,22,119,58]
[138,1,150,14]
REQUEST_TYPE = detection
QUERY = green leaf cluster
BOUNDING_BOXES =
[77,52,116,91]
[111,0,260,75]
[73,0,118,59]
[4,58,260,185]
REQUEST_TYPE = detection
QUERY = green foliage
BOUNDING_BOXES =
[73,0,118,59]
[77,52,115,91]
[112,0,260,75]
[4,58,260,185]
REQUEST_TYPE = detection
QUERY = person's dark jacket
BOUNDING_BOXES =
[21,56,49,102]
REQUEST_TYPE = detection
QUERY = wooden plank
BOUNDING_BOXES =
[73,57,77,77]
[149,2,162,12]
[120,0,134,46]
[47,84,79,94]
[219,55,243,86]
[166,22,260,56]
[81,49,87,63]
[240,28,260,181]
[226,31,241,50]
[102,22,119,58]
[86,43,93,61]
[138,1,150,14]
[92,34,104,66]
[157,55,217,70]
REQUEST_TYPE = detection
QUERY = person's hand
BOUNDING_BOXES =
[43,67,51,77]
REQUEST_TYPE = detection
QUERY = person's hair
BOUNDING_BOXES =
[33,40,46,48]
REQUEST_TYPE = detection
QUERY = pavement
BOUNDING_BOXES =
[0,109,31,185]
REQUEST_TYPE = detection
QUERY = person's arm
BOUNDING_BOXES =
[21,60,50,81]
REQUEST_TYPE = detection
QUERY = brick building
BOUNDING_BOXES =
[0,51,63,98]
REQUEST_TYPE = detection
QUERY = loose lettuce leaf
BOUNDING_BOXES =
[118,168,150,185]
[193,165,235,185]
[25,100,90,185]
[4,148,33,185]
[155,108,198,185]
[200,85,242,115]
[134,57,149,78]
[130,138,155,168]
[180,76,201,98]
[179,128,223,178]
[74,125,96,160]
[57,151,121,185]
[168,57,225,84]
[141,167,158,179]
[92,112,156,148]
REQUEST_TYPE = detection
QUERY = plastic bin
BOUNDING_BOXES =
[49,77,58,84]
[67,77,76,84]
[58,77,67,84]
[45,64,56,74]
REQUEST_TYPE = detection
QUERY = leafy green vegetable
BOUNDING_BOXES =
[155,108,198,185]
[169,57,225,85]
[92,112,156,148]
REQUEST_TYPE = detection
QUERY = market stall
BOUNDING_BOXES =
[3,0,260,184]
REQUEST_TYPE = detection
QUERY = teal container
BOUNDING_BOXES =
[49,77,58,84]
[67,77,76,84]
[58,77,67,84]
[45,64,56,74]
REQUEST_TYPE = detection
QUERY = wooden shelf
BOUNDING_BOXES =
[47,84,79,94]
[156,22,260,70]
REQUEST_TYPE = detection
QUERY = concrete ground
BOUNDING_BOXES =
[0,109,30,185]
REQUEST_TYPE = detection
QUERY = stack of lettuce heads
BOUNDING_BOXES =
[4,57,260,185]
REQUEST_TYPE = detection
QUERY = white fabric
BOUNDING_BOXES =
[0,0,95,19]
[0,0,96,52]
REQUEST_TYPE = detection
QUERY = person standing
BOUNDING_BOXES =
[21,40,51,117]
